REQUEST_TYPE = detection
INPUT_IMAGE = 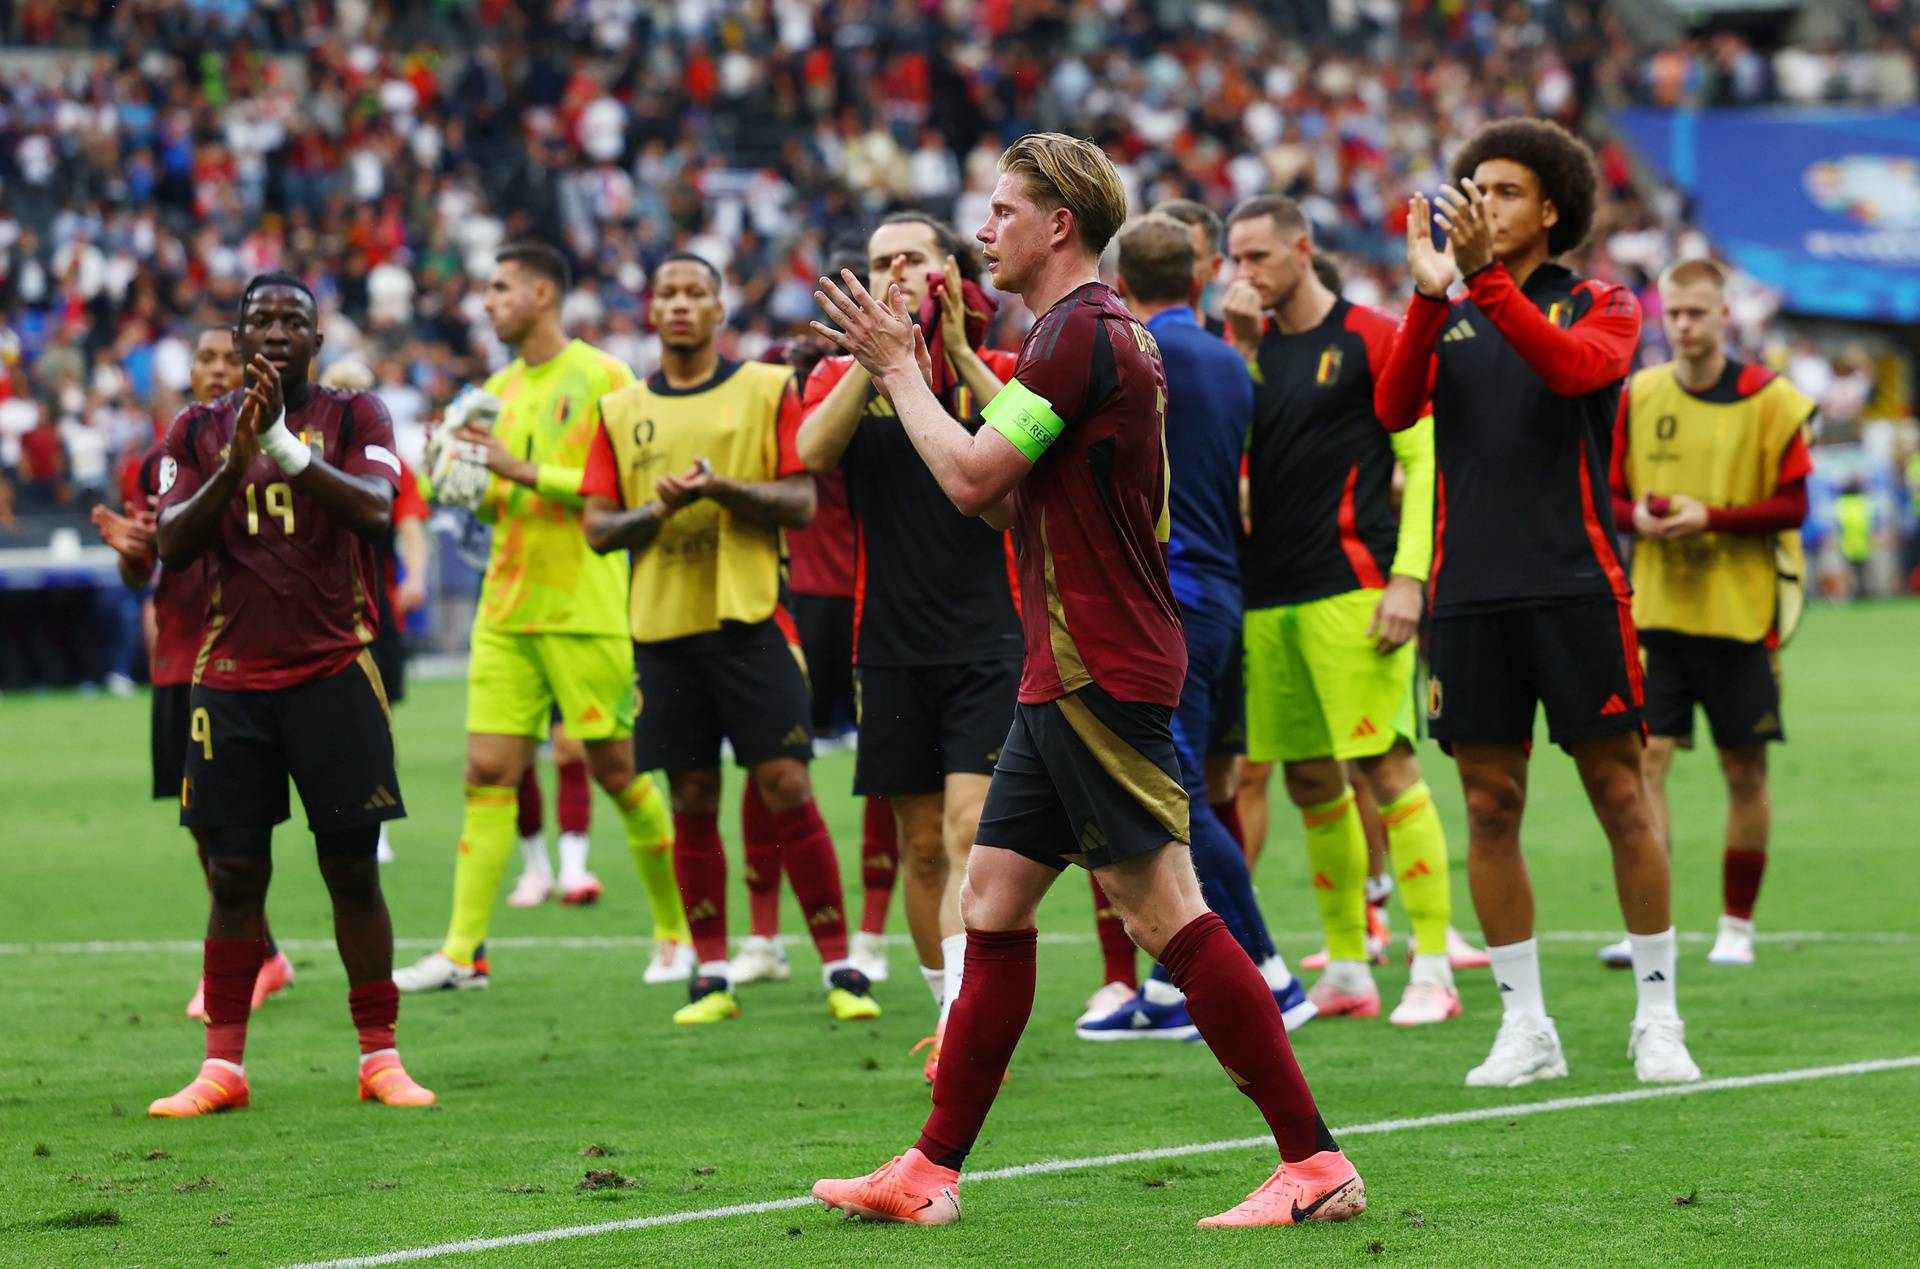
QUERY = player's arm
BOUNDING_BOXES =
[578,417,673,553]
[1660,427,1816,540]
[462,424,590,507]
[238,357,396,535]
[1376,193,1453,432]
[1368,414,1434,653]
[794,357,872,474]
[694,472,817,528]
[813,272,1032,518]
[92,501,158,586]
[157,404,252,570]
[935,267,1009,408]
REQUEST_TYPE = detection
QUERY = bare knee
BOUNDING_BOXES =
[585,738,637,792]
[1462,772,1525,841]
[670,768,721,816]
[318,853,381,902]
[206,854,272,907]
[1282,759,1346,809]
[902,827,947,888]
[1720,748,1768,802]
[1203,753,1241,807]
[752,760,812,815]
[1357,744,1420,805]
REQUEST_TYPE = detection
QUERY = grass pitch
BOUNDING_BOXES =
[3,602,1918,1266]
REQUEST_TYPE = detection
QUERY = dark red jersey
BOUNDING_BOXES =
[1376,261,1639,615]
[784,463,856,599]
[133,444,207,687]
[155,386,402,691]
[1245,298,1402,606]
[806,351,1024,668]
[1002,282,1185,706]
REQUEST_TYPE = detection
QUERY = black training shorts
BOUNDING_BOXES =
[1426,597,1645,750]
[634,618,815,772]
[182,651,405,837]
[1641,629,1784,749]
[975,680,1191,871]
[151,682,192,802]
[790,592,854,733]
[854,658,1020,797]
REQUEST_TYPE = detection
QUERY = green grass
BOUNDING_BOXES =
[3,602,1918,1267]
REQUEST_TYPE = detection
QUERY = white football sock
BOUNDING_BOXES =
[1365,872,1394,906]
[821,957,853,987]
[1257,953,1295,989]
[557,831,590,880]
[699,959,731,979]
[938,933,965,1025]
[1410,952,1454,989]
[1488,937,1547,1022]
[1325,959,1375,992]
[1141,976,1184,1005]
[1628,927,1679,1020]
[519,834,552,877]
[920,963,944,1007]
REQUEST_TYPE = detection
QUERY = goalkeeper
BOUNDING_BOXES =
[398,241,692,992]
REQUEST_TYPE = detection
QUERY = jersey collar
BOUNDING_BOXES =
[1145,305,1198,332]
[648,357,743,396]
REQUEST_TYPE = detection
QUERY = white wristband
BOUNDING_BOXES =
[260,409,312,476]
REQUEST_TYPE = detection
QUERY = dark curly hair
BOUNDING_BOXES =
[1449,119,1599,258]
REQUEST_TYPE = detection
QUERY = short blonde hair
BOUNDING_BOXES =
[318,360,376,390]
[1116,214,1196,305]
[1658,257,1727,292]
[998,132,1130,258]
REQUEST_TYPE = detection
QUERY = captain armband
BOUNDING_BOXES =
[983,378,1065,463]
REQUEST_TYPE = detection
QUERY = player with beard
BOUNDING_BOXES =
[795,213,1023,1078]
[395,241,691,994]
[581,253,880,1026]
[809,133,1359,1229]
[148,273,432,1115]
[93,326,296,1020]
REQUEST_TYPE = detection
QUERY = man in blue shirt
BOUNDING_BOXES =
[1076,212,1314,1039]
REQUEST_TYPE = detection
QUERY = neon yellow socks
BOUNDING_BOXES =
[1301,790,1368,962]
[616,773,690,944]
[1381,781,1450,958]
[443,784,518,964]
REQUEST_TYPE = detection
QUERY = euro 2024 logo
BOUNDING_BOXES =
[1803,155,1920,228]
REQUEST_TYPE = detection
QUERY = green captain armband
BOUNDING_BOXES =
[983,378,1065,463]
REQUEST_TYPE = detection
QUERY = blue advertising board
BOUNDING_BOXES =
[1613,107,1920,322]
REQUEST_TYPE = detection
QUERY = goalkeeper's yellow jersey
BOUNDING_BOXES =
[475,339,635,635]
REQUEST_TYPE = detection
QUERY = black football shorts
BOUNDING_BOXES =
[151,682,193,802]
[634,618,815,771]
[182,651,405,839]
[1426,597,1645,750]
[854,658,1020,797]
[1640,629,1784,749]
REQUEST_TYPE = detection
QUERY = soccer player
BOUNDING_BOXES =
[148,273,431,1115]
[1077,213,1315,1040]
[1375,119,1700,1084]
[1600,257,1814,968]
[581,252,881,1026]
[394,241,691,994]
[1220,194,1461,1027]
[92,326,295,1020]
[794,213,1023,1073]
[810,132,1360,1228]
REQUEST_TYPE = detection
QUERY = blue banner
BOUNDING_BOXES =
[1613,107,1920,322]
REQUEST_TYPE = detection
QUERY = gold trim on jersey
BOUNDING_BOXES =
[350,564,374,646]
[1054,692,1190,844]
[1039,512,1091,695]
[356,648,395,737]
[191,577,225,686]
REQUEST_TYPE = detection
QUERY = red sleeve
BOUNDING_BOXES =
[1374,293,1446,431]
[1706,478,1809,534]
[340,393,402,490]
[392,460,428,523]
[802,355,853,412]
[579,418,623,504]
[1465,265,1640,398]
[981,347,1021,380]
[775,377,808,477]
[1609,388,1637,529]
[1777,428,1813,485]
[154,407,207,515]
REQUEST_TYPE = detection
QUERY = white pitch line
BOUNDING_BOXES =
[3,929,1914,957]
[280,1054,1920,1269]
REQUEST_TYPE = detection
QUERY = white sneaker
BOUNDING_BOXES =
[730,935,791,985]
[1078,980,1137,1026]
[1629,1014,1701,1082]
[1707,915,1755,966]
[375,826,395,866]
[1389,982,1463,1027]
[1465,1014,1568,1087]
[1596,936,1633,968]
[643,940,695,985]
[506,871,552,908]
[849,930,891,982]
[394,952,490,993]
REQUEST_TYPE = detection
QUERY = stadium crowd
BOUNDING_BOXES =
[1,1,1915,609]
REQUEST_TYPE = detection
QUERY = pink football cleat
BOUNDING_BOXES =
[1198,1149,1366,1227]
[251,950,294,1008]
[559,873,604,906]
[1307,974,1381,1019]
[813,1148,961,1224]
[357,1051,436,1107]
[149,1059,249,1118]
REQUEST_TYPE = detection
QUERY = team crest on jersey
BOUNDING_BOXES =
[1315,346,1343,386]
[1427,675,1444,720]
[157,456,178,493]
[1546,301,1571,328]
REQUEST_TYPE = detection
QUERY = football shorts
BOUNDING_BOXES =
[1244,588,1417,764]
[466,626,637,742]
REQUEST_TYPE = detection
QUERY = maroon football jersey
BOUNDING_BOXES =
[1003,282,1185,706]
[134,444,207,687]
[155,386,402,690]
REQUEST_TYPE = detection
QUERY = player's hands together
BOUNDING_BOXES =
[460,423,517,477]
[813,270,920,386]
[1405,192,1462,298]
[1367,574,1424,655]
[656,458,714,512]
[1222,280,1266,356]
[247,354,285,425]
[227,383,264,474]
[92,501,157,559]
[1650,493,1711,540]
[1431,181,1492,279]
